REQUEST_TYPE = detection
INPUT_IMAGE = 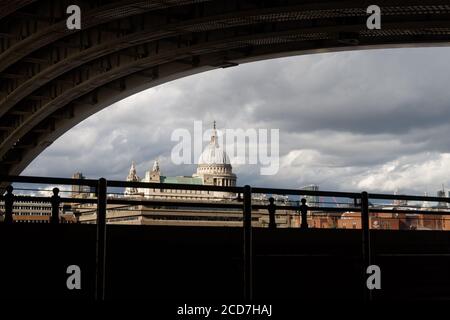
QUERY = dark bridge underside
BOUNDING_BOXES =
[1,0,450,175]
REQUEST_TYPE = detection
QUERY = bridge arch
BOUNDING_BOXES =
[1,0,450,175]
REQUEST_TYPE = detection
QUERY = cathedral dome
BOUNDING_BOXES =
[198,142,231,165]
[198,122,230,166]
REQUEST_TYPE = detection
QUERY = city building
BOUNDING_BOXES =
[74,123,294,227]
[72,172,95,198]
[300,185,319,207]
[0,200,74,223]
[437,187,448,209]
[123,122,236,200]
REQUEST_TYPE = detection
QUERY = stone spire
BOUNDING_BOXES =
[152,159,160,173]
[127,161,139,181]
[150,159,161,182]
[125,161,140,195]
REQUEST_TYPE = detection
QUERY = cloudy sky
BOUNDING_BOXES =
[23,47,450,196]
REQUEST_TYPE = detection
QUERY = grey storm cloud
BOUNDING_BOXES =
[23,46,450,195]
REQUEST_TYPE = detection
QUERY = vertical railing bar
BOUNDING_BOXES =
[300,198,308,229]
[361,191,372,302]
[4,185,14,224]
[243,185,252,300]
[95,178,107,300]
[268,197,276,229]
[50,187,60,224]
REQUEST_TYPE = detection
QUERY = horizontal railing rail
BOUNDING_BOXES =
[3,175,450,221]
[2,194,450,217]
[0,175,99,187]
[4,174,450,203]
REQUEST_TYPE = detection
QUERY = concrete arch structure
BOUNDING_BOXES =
[1,0,450,175]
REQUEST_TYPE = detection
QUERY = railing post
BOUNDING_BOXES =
[361,191,372,301]
[268,197,276,229]
[4,185,14,224]
[50,187,60,224]
[95,178,107,300]
[243,185,253,300]
[300,198,308,229]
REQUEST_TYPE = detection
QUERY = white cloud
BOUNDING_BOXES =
[356,153,450,194]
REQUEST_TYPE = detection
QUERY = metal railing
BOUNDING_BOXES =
[2,174,450,301]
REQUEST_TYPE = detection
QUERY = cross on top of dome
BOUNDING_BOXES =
[210,120,218,146]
